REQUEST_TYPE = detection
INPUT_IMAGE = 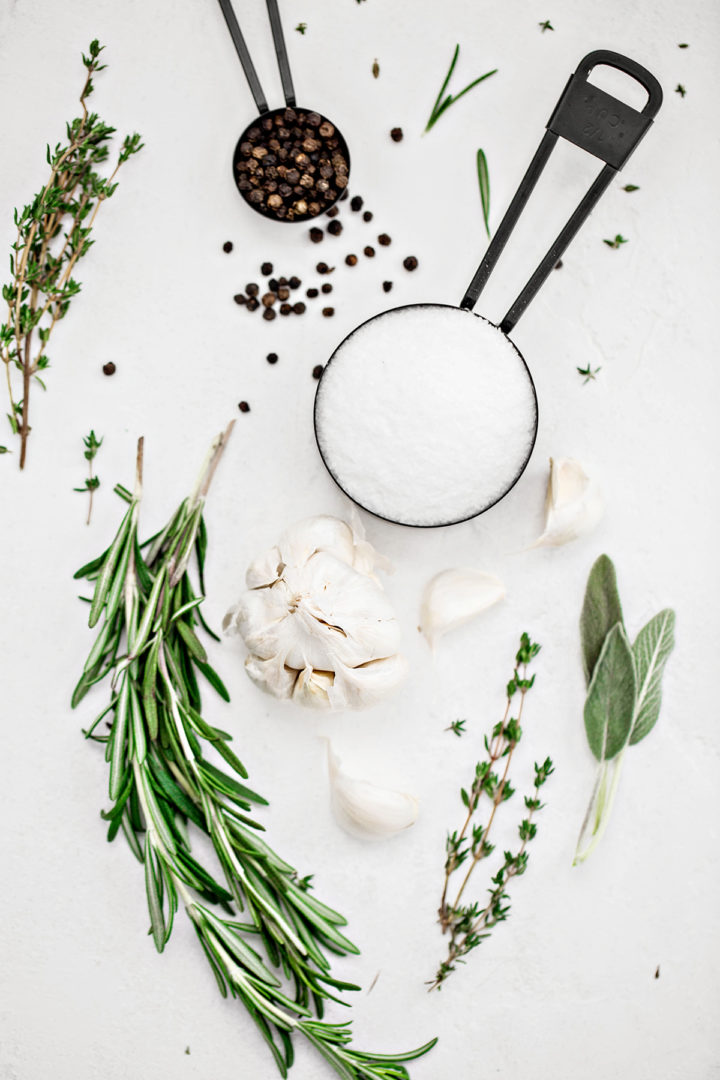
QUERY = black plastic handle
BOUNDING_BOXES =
[460,50,663,332]
[216,0,297,114]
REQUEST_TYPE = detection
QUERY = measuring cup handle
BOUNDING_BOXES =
[267,0,297,108]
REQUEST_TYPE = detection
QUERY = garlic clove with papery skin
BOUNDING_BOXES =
[420,568,505,649]
[532,457,604,548]
[327,744,419,840]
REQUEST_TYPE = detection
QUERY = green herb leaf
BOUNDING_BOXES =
[476,148,491,239]
[580,554,625,685]
[630,609,676,745]
[583,623,636,761]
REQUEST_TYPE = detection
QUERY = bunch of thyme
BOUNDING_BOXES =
[0,40,142,465]
[430,634,553,991]
[73,425,436,1078]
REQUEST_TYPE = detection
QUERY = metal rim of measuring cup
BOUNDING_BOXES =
[313,303,539,529]
[233,107,351,223]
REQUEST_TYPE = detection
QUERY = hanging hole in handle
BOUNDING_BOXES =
[584,65,650,112]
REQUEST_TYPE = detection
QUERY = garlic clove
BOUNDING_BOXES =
[245,544,284,589]
[533,457,604,548]
[244,652,297,700]
[292,666,334,709]
[327,744,418,840]
[347,507,393,577]
[330,654,409,710]
[420,568,505,648]
[278,515,355,570]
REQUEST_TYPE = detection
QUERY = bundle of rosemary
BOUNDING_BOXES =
[72,425,436,1079]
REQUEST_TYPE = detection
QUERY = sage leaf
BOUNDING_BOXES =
[584,622,636,761]
[630,608,676,745]
[580,554,624,685]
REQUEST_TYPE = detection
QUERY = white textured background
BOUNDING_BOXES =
[0,1,718,1078]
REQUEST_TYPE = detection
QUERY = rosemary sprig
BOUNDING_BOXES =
[430,634,553,991]
[476,148,491,239]
[425,45,497,132]
[0,40,142,468]
[74,429,102,524]
[73,426,436,1078]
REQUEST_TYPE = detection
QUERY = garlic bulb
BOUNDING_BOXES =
[224,515,408,710]
[420,568,505,648]
[533,457,604,548]
[327,744,418,840]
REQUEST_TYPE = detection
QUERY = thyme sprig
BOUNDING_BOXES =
[430,634,553,991]
[425,45,497,132]
[73,426,436,1078]
[0,40,142,467]
[74,429,102,524]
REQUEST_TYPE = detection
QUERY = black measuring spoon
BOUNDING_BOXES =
[216,0,351,222]
[314,51,662,528]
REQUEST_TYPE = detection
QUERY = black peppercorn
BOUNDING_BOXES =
[326,206,339,218]
[316,262,333,274]
[268,277,279,292]
[327,220,343,236]
[378,233,391,246]
[322,307,335,317]
[102,361,116,376]
[350,195,364,211]
[246,297,260,311]
[289,276,301,289]
[280,303,292,315]
[238,401,250,412]
[312,364,324,379]
[309,227,324,243]
[364,246,375,258]
[293,301,306,314]
[554,259,563,270]
[382,281,393,293]
[263,307,276,320]
[345,254,358,266]
[403,255,419,271]
[267,352,279,364]
[321,283,333,294]
[362,210,373,222]
[390,127,404,142]
[233,293,247,305]
[223,241,233,253]
[306,287,319,298]
[246,282,259,296]
[261,261,273,275]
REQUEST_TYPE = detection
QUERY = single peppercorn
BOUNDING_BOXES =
[306,287,319,298]
[364,246,375,258]
[378,233,391,246]
[268,277,279,292]
[223,241,233,253]
[350,195,364,212]
[267,352,279,364]
[327,220,343,236]
[233,293,247,305]
[280,302,292,315]
[102,361,116,376]
[309,227,324,243]
[321,283,333,294]
[362,210,373,222]
[382,280,393,293]
[403,255,419,271]
[326,206,339,218]
[238,401,250,412]
[277,287,290,301]
[345,253,358,266]
[293,301,306,314]
[263,307,276,320]
[261,292,276,307]
[278,276,288,287]
[246,282,259,296]
[246,296,260,311]
[289,276,301,289]
[322,307,335,317]
[554,259,563,270]
[312,364,324,379]
[261,261,273,275]
[390,127,404,142]
[316,262,334,274]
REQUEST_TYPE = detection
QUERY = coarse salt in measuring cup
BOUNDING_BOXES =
[315,305,537,527]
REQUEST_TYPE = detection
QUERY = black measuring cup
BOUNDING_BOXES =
[217,0,351,222]
[314,51,662,528]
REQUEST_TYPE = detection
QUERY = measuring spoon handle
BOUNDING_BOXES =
[461,50,663,332]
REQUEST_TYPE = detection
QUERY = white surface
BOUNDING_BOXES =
[315,306,536,525]
[0,1,719,1079]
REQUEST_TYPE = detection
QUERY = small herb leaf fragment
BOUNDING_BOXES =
[603,234,628,249]
[295,22,307,33]
[577,364,601,384]
[629,609,676,745]
[372,58,380,79]
[539,20,554,31]
[476,148,491,239]
[583,623,636,762]
[623,184,640,192]
[425,45,497,132]
[445,719,467,737]
[675,84,687,97]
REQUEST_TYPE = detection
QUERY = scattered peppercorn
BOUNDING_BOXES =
[223,241,233,253]
[261,292,276,307]
[233,293,247,305]
[554,259,563,270]
[268,277,279,292]
[246,296,260,311]
[280,302,292,315]
[350,195,364,211]
[278,276,288,287]
[246,282,259,296]
[327,220,343,236]
[345,254,358,266]
[261,261,273,275]
[378,233,391,246]
[277,287,290,301]
[263,307,276,320]
[403,255,418,271]
[309,227,324,243]
[312,364,324,379]
[102,361,116,376]
[238,401,250,412]
[363,210,373,222]
[267,352,279,364]
[317,262,334,274]
[321,283,333,294]
[293,301,306,314]
[322,307,335,317]
[326,206,339,218]
[289,276,301,289]
[382,281,393,293]
[390,127,403,142]
[306,287,319,298]
[364,246,375,258]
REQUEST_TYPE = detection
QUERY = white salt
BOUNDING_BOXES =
[314,305,537,527]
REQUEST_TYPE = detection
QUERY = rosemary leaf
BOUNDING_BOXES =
[476,148,491,239]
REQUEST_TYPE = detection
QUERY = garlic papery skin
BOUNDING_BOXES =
[532,457,604,548]
[420,568,505,649]
[327,744,419,841]
[224,515,407,711]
